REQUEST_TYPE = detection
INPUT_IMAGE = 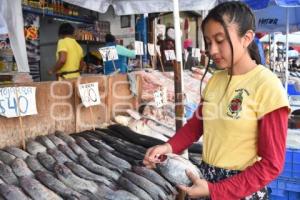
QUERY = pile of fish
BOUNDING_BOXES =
[0,125,204,200]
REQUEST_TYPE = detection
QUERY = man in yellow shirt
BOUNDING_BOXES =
[49,23,85,80]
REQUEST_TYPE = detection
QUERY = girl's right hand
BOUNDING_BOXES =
[143,143,173,169]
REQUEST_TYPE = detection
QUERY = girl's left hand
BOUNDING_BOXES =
[177,170,210,199]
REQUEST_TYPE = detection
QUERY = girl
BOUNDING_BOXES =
[143,1,290,200]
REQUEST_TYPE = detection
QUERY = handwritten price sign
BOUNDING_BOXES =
[99,46,118,62]
[147,43,155,56]
[78,82,101,107]
[134,41,144,55]
[164,50,176,61]
[153,88,168,108]
[0,87,37,118]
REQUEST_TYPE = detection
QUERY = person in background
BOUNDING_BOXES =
[103,33,135,75]
[143,1,289,199]
[49,23,85,80]
[183,38,200,70]
[254,36,266,65]
[84,50,103,74]
[160,27,176,71]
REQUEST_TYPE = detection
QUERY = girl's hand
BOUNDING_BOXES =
[143,143,172,169]
[177,170,210,198]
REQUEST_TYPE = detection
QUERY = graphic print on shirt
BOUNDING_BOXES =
[227,88,249,119]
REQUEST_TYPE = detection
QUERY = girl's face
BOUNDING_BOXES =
[203,19,247,70]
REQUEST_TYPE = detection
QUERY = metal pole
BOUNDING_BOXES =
[285,8,289,93]
[172,0,184,131]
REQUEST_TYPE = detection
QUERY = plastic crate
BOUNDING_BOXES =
[280,149,300,179]
[270,191,300,200]
[270,178,300,193]
[288,84,300,96]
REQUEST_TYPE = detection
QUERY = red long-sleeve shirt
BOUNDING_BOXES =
[168,105,289,200]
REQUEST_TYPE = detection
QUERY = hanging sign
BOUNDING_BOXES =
[0,87,37,118]
[164,50,176,61]
[148,43,155,56]
[192,48,201,59]
[78,82,101,107]
[134,41,144,55]
[153,87,167,108]
[99,46,118,62]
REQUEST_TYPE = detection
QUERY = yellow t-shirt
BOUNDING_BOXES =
[202,65,289,170]
[56,37,83,79]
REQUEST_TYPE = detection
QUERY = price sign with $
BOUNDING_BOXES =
[78,82,101,107]
[0,87,37,118]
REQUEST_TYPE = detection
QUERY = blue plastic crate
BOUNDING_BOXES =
[280,149,300,179]
[270,191,300,200]
[269,178,300,193]
[288,84,300,96]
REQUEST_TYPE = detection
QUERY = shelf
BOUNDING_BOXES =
[22,6,93,24]
[77,40,105,46]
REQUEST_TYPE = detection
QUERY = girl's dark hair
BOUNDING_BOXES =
[105,33,116,43]
[58,23,75,36]
[200,1,261,97]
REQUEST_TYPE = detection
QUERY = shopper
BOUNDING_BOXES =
[103,33,135,75]
[49,23,85,80]
[143,1,289,200]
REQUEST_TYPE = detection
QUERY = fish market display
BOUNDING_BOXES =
[0,128,195,200]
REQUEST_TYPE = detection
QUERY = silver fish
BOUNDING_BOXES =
[35,170,88,200]
[64,161,113,187]
[26,140,46,155]
[156,153,202,186]
[75,137,98,153]
[36,135,56,149]
[55,132,75,143]
[88,152,122,173]
[57,144,78,162]
[98,148,132,170]
[4,147,29,160]
[0,150,16,165]
[47,134,66,146]
[20,176,63,200]
[25,156,49,173]
[47,148,72,163]
[68,141,87,155]
[117,176,153,200]
[78,154,120,181]
[11,158,34,177]
[0,183,31,200]
[36,152,56,171]
[0,163,18,185]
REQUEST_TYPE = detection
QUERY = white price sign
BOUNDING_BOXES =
[147,43,155,56]
[0,87,37,118]
[153,88,167,108]
[164,50,176,61]
[99,46,118,62]
[134,41,144,55]
[155,45,161,56]
[78,82,101,107]
[184,49,189,61]
[192,48,201,58]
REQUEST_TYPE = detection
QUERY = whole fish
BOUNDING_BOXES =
[85,137,115,152]
[68,141,87,155]
[88,152,122,173]
[98,184,139,200]
[75,137,98,153]
[78,154,120,181]
[20,176,63,200]
[4,147,29,160]
[47,134,66,146]
[123,170,168,200]
[132,165,177,195]
[25,156,48,173]
[11,158,34,177]
[36,152,56,171]
[36,135,56,149]
[98,148,132,170]
[26,140,46,155]
[0,150,16,165]
[64,161,113,186]
[35,170,88,200]
[0,183,30,200]
[54,163,103,199]
[117,176,153,200]
[57,144,78,162]
[55,132,76,143]
[156,153,202,186]
[0,163,18,185]
[47,148,72,163]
